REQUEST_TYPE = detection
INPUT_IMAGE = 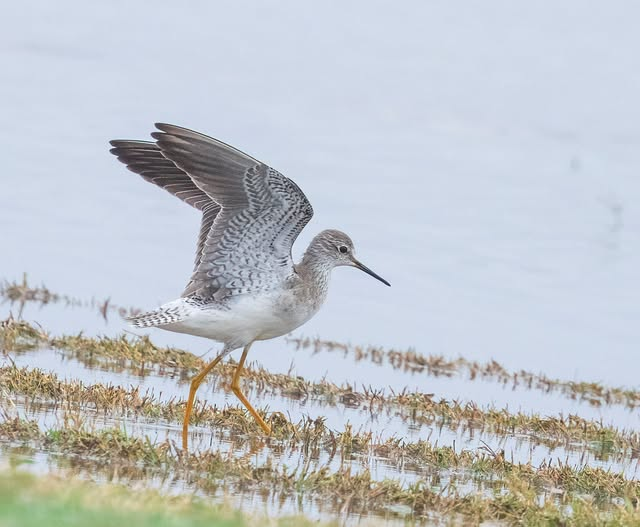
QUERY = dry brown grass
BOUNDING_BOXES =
[289,336,640,410]
[1,318,636,460]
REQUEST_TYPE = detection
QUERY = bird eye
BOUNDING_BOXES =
[338,245,348,254]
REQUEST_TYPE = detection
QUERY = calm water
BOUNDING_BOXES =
[1,2,639,407]
[3,336,640,523]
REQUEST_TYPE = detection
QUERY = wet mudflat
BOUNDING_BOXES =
[1,279,640,525]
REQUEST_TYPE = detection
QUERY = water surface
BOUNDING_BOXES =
[1,1,639,522]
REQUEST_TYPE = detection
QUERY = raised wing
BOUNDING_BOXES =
[109,140,221,271]
[151,123,314,300]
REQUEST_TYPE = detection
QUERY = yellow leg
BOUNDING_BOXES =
[232,343,271,435]
[182,349,228,450]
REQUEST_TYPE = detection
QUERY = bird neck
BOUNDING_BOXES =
[297,251,333,293]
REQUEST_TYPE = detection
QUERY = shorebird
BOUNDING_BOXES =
[109,124,390,449]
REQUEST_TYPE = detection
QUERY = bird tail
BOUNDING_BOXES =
[127,300,189,328]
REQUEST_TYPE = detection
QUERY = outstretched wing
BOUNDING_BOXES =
[151,123,314,301]
[109,140,221,272]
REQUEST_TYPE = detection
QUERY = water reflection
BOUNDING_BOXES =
[1,3,640,521]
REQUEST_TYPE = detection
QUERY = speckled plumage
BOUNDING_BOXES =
[109,123,389,446]
[111,124,388,346]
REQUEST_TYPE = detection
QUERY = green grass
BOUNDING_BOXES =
[0,469,324,527]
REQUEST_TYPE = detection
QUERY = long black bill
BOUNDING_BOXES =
[353,259,391,287]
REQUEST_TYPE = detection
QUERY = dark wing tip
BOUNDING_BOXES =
[109,140,159,158]
[109,139,156,148]
[154,123,223,146]
[154,122,196,137]
[109,139,136,149]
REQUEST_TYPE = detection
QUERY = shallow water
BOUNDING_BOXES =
[1,0,639,387]
[1,443,414,526]
[1,0,640,523]
[5,335,640,473]
[3,306,640,522]
[7,300,640,435]
[4,394,639,521]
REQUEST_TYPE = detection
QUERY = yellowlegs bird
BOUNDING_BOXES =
[109,124,390,449]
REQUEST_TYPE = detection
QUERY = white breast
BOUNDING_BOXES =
[161,289,321,349]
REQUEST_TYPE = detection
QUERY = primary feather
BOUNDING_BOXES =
[109,123,314,304]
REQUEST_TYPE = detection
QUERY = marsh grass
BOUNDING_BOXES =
[0,275,139,321]
[2,318,639,460]
[3,283,640,525]
[5,277,640,412]
[1,416,639,525]
[2,364,640,505]
[289,337,640,411]
[0,317,47,353]
[0,360,640,512]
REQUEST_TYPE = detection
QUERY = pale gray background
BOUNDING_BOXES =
[1,2,638,397]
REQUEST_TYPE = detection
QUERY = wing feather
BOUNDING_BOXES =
[109,139,221,271]
[151,123,314,300]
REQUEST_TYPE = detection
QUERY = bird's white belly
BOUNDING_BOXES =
[162,291,318,348]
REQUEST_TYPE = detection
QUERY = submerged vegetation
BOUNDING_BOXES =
[2,277,640,525]
[1,416,640,525]
[5,276,640,410]
[1,363,639,501]
[289,336,640,411]
[2,318,639,460]
[0,275,138,321]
